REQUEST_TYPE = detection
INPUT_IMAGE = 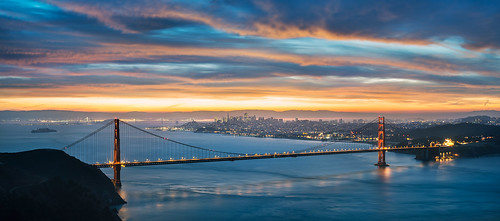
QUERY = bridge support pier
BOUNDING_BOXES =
[113,166,121,189]
[375,116,389,167]
[113,118,121,189]
[375,150,388,167]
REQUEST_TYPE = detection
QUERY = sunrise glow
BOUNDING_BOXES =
[1,1,499,112]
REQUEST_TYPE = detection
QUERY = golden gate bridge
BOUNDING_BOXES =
[62,117,441,187]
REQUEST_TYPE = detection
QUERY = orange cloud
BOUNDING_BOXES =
[2,93,498,113]
[48,1,433,46]
[2,1,498,113]
[0,42,474,77]
[2,74,499,112]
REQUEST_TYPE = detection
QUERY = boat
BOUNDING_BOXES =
[31,128,57,133]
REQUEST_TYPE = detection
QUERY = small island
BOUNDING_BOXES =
[31,128,57,133]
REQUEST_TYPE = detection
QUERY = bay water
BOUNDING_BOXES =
[1,123,499,220]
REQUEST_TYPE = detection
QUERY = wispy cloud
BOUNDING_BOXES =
[0,0,499,111]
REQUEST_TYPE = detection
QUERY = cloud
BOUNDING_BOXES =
[0,0,499,111]
[42,0,500,49]
[245,0,500,49]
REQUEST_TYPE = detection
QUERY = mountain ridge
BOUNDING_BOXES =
[1,109,499,121]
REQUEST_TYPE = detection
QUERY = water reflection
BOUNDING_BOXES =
[116,188,127,201]
[377,167,392,183]
[3,124,500,220]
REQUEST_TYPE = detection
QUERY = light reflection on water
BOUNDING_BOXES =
[2,124,500,220]
[104,155,500,221]
[376,167,392,182]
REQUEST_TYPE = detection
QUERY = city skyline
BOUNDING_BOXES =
[1,0,500,112]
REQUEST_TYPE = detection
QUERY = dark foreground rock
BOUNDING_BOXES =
[0,149,125,221]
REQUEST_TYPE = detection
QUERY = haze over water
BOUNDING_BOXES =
[2,123,499,220]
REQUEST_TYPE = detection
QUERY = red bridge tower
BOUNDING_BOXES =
[375,116,389,167]
[113,118,122,188]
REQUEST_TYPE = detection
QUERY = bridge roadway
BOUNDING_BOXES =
[93,146,440,168]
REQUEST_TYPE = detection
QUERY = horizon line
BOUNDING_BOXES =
[1,109,498,114]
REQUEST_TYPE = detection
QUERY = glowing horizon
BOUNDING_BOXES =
[1,1,499,112]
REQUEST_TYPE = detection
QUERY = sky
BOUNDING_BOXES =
[0,0,499,112]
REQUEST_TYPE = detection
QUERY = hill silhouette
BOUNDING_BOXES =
[409,123,500,139]
[0,149,124,221]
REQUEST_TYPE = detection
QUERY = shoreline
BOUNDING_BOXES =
[390,141,500,161]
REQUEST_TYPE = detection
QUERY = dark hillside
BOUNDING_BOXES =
[0,149,125,221]
[410,123,500,139]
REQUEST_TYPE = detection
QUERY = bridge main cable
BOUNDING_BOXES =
[294,118,378,153]
[62,120,114,150]
[119,120,250,156]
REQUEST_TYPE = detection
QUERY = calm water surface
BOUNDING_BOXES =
[1,123,500,220]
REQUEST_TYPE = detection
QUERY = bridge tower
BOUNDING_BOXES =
[113,118,122,188]
[375,116,389,167]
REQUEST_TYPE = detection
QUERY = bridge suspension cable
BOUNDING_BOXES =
[62,120,115,164]
[384,119,411,137]
[63,120,114,150]
[62,118,392,166]
[120,121,249,156]
[350,118,378,137]
[295,118,379,153]
[63,119,253,165]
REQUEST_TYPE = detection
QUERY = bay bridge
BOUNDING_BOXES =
[62,117,442,187]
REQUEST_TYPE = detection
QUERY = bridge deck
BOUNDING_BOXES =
[93,146,440,168]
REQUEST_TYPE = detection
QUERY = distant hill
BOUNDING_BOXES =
[0,110,376,121]
[1,109,499,121]
[457,115,494,124]
[409,123,500,139]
